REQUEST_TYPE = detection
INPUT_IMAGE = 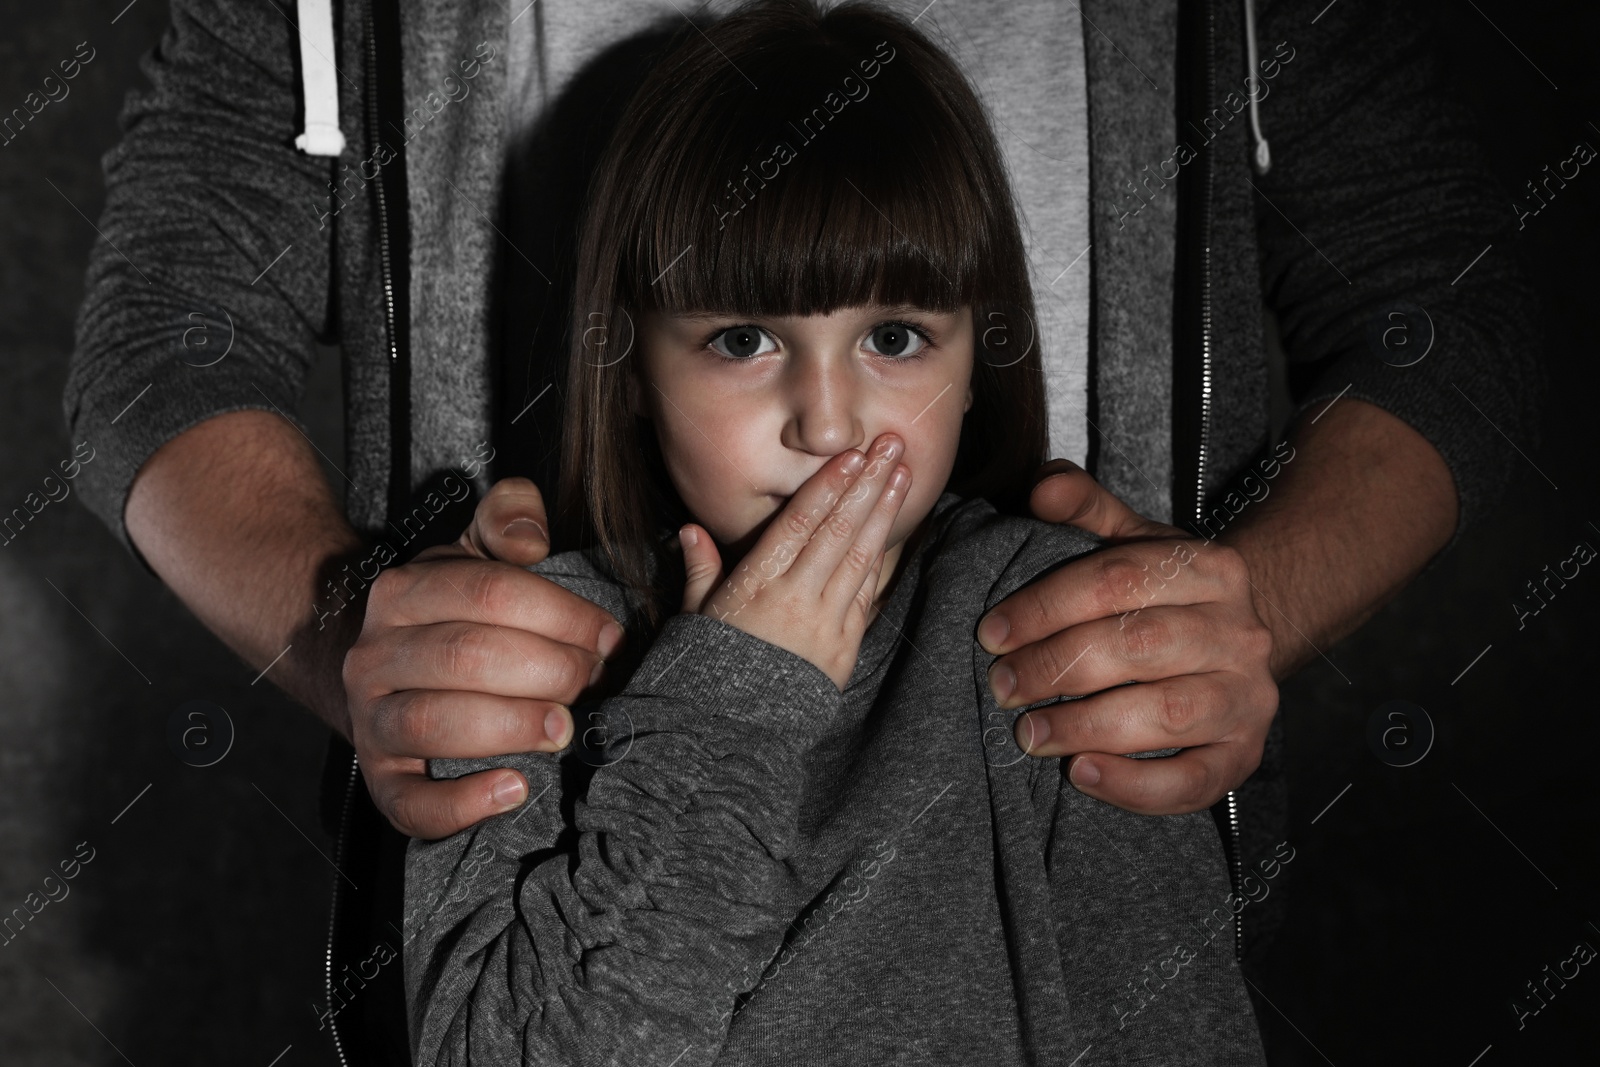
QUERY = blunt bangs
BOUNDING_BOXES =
[611,12,1014,318]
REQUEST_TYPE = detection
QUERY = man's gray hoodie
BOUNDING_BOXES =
[408,490,1270,1065]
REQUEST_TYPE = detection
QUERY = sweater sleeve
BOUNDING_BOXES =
[1255,0,1548,558]
[61,0,337,571]
[404,610,846,1067]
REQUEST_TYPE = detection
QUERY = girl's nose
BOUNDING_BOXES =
[783,358,864,458]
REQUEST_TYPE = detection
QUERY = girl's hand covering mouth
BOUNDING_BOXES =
[678,432,911,691]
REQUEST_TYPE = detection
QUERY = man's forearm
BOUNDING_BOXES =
[1217,396,1459,682]
[124,409,368,738]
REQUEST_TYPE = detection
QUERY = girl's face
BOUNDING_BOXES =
[634,304,974,564]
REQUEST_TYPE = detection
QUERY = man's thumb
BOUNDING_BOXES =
[1028,459,1177,542]
[469,477,552,566]
[679,524,724,613]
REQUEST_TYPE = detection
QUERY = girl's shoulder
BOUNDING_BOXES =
[928,492,1108,610]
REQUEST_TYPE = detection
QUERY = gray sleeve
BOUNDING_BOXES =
[404,610,845,1067]
[61,0,336,570]
[986,518,1106,599]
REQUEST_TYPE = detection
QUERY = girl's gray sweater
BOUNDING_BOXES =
[405,490,1268,1066]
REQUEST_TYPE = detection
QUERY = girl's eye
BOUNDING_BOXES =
[863,321,929,360]
[709,325,777,360]
[704,319,932,361]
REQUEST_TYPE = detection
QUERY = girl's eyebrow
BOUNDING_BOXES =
[668,304,948,322]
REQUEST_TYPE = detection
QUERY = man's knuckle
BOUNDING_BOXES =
[367,566,405,610]
[1021,585,1058,635]
[464,562,515,618]
[345,645,391,709]
[1245,622,1275,663]
[1039,640,1088,694]
[1252,675,1281,719]
[340,642,367,692]
[1157,680,1199,734]
[1095,556,1144,612]
[386,791,426,838]
[1214,544,1250,584]
[438,624,493,679]
[1120,613,1167,661]
[396,693,446,749]
[472,490,497,525]
[357,689,393,739]
[556,649,593,697]
[1013,647,1051,699]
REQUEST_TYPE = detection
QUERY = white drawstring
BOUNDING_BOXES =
[1242,0,1271,174]
[294,0,346,157]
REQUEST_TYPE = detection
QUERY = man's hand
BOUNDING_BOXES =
[343,478,625,839]
[981,460,1278,815]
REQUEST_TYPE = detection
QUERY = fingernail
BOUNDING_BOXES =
[679,525,698,549]
[598,621,624,659]
[988,661,1016,704]
[978,612,1009,652]
[545,707,572,748]
[843,451,866,474]
[1069,757,1100,788]
[1015,711,1050,752]
[588,658,605,687]
[493,775,527,809]
[502,517,547,543]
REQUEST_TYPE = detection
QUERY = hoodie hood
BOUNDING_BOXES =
[291,0,1271,170]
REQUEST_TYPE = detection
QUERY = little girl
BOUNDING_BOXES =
[405,1,1267,1064]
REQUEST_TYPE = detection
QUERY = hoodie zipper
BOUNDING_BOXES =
[325,752,360,1067]
[1209,0,1244,968]
[367,0,407,504]
[323,3,406,1064]
[1190,0,1245,966]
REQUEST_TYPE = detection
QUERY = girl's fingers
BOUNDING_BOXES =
[851,544,888,625]
[679,523,724,613]
[824,461,909,615]
[789,434,904,591]
[730,448,867,598]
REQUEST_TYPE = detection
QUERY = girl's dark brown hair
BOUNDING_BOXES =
[553,0,1048,633]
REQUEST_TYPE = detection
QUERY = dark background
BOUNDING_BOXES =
[0,0,1595,1064]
